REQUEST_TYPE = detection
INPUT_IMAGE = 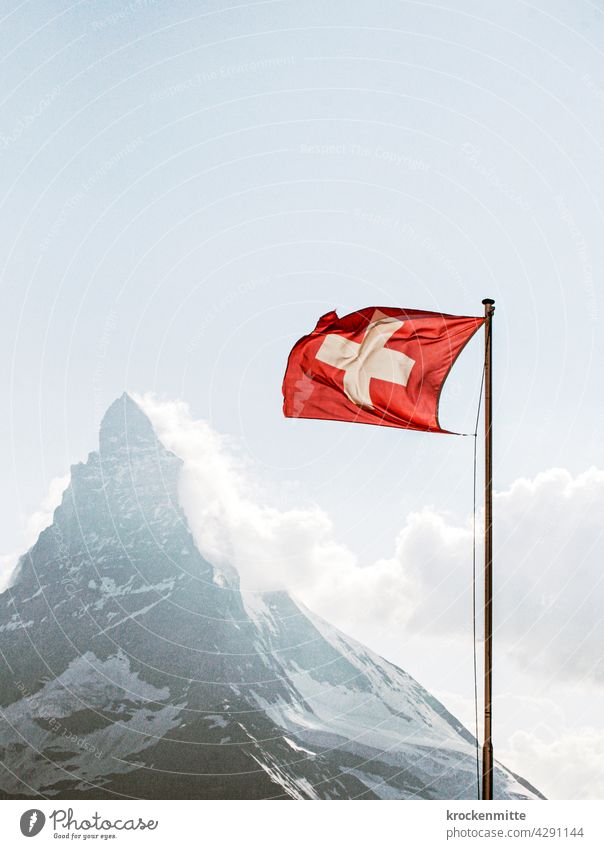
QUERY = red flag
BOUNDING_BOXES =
[282,307,483,433]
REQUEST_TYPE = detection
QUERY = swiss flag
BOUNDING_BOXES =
[282,307,484,433]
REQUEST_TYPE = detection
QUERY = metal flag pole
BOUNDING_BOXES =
[482,297,495,800]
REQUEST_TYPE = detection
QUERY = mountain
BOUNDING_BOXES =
[0,394,542,800]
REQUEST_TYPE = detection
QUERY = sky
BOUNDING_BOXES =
[1,0,604,799]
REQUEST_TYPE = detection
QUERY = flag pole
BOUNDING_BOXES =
[481,297,495,800]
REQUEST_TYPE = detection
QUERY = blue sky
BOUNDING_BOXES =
[1,0,604,798]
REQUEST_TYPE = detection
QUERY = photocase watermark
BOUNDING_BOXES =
[186,275,271,354]
[300,142,430,172]
[37,510,86,602]
[19,807,158,836]
[92,309,119,424]
[51,807,158,834]
[353,208,470,300]
[150,56,296,102]
[20,809,46,837]
[90,0,159,31]
[582,73,604,105]
[39,137,144,253]
[459,142,532,212]
[48,716,104,760]
[0,87,61,151]
[14,680,104,760]
[555,194,598,320]
[50,518,72,578]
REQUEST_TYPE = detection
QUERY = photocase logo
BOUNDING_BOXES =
[20,809,46,837]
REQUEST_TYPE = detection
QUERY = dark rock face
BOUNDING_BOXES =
[0,395,543,800]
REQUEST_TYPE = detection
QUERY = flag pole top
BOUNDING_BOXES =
[482,298,495,306]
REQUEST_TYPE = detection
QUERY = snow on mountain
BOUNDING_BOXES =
[0,394,543,799]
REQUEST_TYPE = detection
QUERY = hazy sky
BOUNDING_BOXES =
[1,0,604,798]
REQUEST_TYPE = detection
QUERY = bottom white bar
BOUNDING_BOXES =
[1,799,603,849]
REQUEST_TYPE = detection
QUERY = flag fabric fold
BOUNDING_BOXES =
[282,306,484,433]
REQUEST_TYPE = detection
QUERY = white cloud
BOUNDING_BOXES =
[138,394,604,689]
[383,467,604,686]
[431,687,604,799]
[0,553,19,593]
[494,468,604,684]
[502,727,604,800]
[0,474,70,592]
[23,474,70,544]
[136,392,417,624]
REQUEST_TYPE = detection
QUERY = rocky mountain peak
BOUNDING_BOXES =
[99,392,158,457]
